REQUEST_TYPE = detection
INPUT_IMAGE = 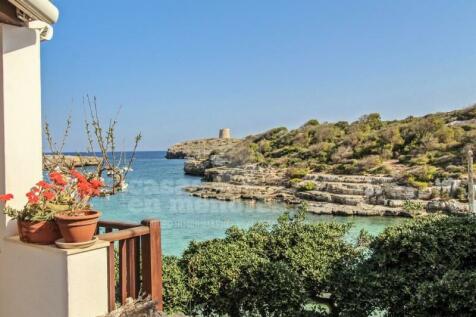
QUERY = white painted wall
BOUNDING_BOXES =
[0,23,43,244]
[1,237,109,317]
[67,243,110,317]
[0,23,110,317]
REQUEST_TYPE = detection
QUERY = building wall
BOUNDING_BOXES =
[1,237,109,317]
[0,22,110,317]
[0,23,43,245]
[0,238,69,317]
[67,246,109,317]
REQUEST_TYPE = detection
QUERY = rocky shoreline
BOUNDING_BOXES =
[167,141,469,217]
[43,154,101,170]
[183,165,467,217]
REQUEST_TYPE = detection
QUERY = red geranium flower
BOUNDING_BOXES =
[89,178,104,189]
[26,191,39,204]
[36,180,52,189]
[70,169,87,183]
[42,190,55,201]
[77,181,93,198]
[0,193,13,201]
[49,172,66,186]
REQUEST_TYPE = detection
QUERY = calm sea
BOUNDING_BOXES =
[91,151,405,256]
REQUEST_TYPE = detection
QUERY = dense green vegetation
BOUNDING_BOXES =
[227,105,476,187]
[163,207,355,316]
[332,215,476,316]
[162,210,476,316]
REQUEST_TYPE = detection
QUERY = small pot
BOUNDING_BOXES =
[54,210,101,243]
[17,220,61,245]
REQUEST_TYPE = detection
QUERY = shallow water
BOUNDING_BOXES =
[92,151,406,256]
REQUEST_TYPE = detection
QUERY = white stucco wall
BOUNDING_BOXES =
[0,23,43,244]
[67,243,109,317]
[0,23,110,317]
[1,237,109,317]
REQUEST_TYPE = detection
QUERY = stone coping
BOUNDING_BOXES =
[4,235,109,256]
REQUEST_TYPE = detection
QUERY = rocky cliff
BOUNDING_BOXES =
[183,165,468,217]
[166,138,241,160]
[167,105,476,217]
[168,139,470,217]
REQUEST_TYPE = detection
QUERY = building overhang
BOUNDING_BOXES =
[1,0,59,40]
[8,0,58,25]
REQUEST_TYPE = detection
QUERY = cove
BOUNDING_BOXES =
[94,151,407,256]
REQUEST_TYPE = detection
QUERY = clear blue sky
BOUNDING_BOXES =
[42,0,476,151]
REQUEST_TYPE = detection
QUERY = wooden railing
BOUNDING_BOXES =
[96,219,163,312]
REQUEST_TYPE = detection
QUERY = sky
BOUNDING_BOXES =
[42,0,476,151]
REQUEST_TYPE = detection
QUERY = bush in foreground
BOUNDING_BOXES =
[163,207,354,316]
[332,215,476,316]
[163,213,476,316]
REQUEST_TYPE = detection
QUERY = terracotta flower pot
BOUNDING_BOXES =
[54,210,101,243]
[17,220,61,245]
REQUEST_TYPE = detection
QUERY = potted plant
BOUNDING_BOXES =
[0,181,62,244]
[51,170,104,243]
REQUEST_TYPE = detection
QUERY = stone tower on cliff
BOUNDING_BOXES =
[219,128,231,139]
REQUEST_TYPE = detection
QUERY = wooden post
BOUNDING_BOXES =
[119,240,128,304]
[468,150,474,214]
[107,242,116,312]
[127,238,137,298]
[141,219,164,311]
[135,237,141,295]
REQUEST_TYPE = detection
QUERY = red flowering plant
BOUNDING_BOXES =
[0,169,104,220]
[47,169,104,216]
[1,181,60,221]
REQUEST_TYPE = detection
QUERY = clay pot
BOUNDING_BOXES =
[17,220,61,245]
[54,210,101,243]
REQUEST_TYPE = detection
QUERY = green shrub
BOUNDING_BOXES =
[332,162,357,175]
[406,269,476,316]
[332,216,476,316]
[182,230,268,316]
[162,256,192,314]
[454,186,467,201]
[402,200,424,213]
[413,165,438,182]
[249,143,266,163]
[289,178,302,187]
[407,175,429,189]
[164,208,355,316]
[446,164,464,174]
[162,213,476,316]
[286,167,310,179]
[409,154,429,165]
[354,155,382,173]
[258,140,272,154]
[304,119,319,127]
[297,181,317,191]
[402,165,438,188]
[310,162,328,173]
[236,261,308,316]
[355,229,374,248]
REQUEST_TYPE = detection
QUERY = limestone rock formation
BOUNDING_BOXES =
[43,154,101,170]
[166,138,240,160]
[183,165,469,216]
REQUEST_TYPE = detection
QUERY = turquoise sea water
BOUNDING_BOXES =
[92,151,406,256]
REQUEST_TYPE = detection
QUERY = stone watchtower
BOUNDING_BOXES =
[219,128,231,139]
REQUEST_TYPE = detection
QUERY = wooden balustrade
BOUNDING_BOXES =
[97,219,163,312]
